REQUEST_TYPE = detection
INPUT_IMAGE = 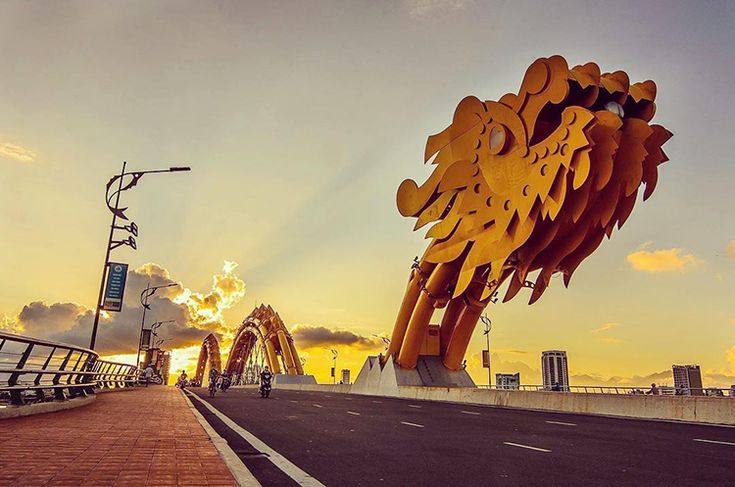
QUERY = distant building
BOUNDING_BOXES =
[672,364,703,396]
[341,369,351,384]
[496,373,520,390]
[541,350,569,391]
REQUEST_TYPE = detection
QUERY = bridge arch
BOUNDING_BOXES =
[194,304,305,385]
[194,333,222,384]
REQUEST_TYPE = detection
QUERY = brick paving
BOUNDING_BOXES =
[0,387,238,486]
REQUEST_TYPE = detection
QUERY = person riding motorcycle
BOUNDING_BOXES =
[259,366,272,398]
[220,371,232,392]
[208,368,220,398]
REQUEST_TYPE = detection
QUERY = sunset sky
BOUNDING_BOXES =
[1,1,734,386]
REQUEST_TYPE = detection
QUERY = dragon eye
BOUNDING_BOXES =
[488,125,507,155]
[604,101,625,118]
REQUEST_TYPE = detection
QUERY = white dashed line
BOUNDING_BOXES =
[346,411,361,416]
[694,438,735,446]
[344,397,353,401]
[313,404,323,408]
[460,410,481,415]
[289,400,299,403]
[401,421,424,428]
[545,420,577,427]
[371,400,383,404]
[503,442,550,453]
[408,405,422,409]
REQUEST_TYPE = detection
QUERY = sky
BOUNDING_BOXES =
[1,0,734,386]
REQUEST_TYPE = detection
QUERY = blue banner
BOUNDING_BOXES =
[102,262,128,312]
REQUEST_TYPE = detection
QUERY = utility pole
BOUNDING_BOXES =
[481,314,492,387]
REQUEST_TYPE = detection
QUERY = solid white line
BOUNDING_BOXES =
[546,420,577,427]
[460,410,481,415]
[188,392,325,487]
[401,421,424,428]
[181,391,261,486]
[408,405,422,409]
[346,411,361,416]
[503,442,551,453]
[694,438,735,446]
[313,404,323,408]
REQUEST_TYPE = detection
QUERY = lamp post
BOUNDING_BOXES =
[480,314,492,387]
[330,349,338,384]
[89,162,190,350]
[136,284,178,367]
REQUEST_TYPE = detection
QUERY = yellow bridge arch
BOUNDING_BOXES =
[194,304,305,384]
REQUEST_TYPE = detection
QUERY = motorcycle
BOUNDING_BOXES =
[259,382,271,398]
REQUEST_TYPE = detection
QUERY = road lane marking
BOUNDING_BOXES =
[503,442,550,453]
[313,404,323,408]
[371,400,383,404]
[460,410,481,415]
[187,392,325,487]
[401,421,424,428]
[346,411,361,416]
[289,400,299,403]
[694,438,735,446]
[545,420,577,427]
[181,391,261,486]
[344,397,353,400]
[408,405,422,409]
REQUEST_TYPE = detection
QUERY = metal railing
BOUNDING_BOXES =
[477,384,735,397]
[0,331,138,406]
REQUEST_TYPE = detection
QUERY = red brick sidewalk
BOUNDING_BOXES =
[0,387,238,486]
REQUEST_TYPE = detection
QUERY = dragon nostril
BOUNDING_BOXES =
[604,101,625,118]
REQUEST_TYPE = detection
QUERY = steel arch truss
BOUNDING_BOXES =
[194,333,222,384]
[194,304,305,385]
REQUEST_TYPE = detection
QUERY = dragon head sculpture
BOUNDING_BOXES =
[383,55,673,370]
[397,55,672,306]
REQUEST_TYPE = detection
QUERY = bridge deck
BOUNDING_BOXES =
[0,387,237,486]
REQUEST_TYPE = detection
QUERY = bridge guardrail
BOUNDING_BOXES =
[0,331,138,406]
[477,384,735,397]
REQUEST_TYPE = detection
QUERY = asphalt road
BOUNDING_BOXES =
[187,387,735,486]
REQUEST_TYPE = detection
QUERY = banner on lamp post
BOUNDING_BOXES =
[102,262,128,312]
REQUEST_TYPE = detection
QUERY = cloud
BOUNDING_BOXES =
[407,0,474,17]
[4,261,246,356]
[726,240,735,259]
[291,325,382,350]
[626,244,702,273]
[0,142,37,162]
[591,322,619,333]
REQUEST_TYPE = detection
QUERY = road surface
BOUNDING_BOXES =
[187,387,735,486]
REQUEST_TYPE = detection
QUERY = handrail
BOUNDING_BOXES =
[477,384,735,397]
[0,330,139,406]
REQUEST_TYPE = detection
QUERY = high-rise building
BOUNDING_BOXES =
[541,350,569,391]
[672,364,703,396]
[496,373,520,390]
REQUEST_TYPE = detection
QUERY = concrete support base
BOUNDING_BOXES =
[352,355,475,396]
[273,374,317,386]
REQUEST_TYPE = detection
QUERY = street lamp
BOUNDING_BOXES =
[329,349,338,384]
[89,162,190,350]
[481,314,492,387]
[136,284,178,367]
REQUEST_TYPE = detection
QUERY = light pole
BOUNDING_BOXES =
[89,162,190,350]
[136,283,178,367]
[330,349,338,384]
[481,314,492,387]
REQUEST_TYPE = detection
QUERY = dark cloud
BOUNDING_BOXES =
[291,325,382,350]
[8,262,244,356]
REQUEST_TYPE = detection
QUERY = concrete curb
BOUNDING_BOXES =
[275,383,735,426]
[180,388,262,487]
[0,395,96,420]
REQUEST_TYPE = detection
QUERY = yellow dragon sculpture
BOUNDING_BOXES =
[385,55,672,371]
